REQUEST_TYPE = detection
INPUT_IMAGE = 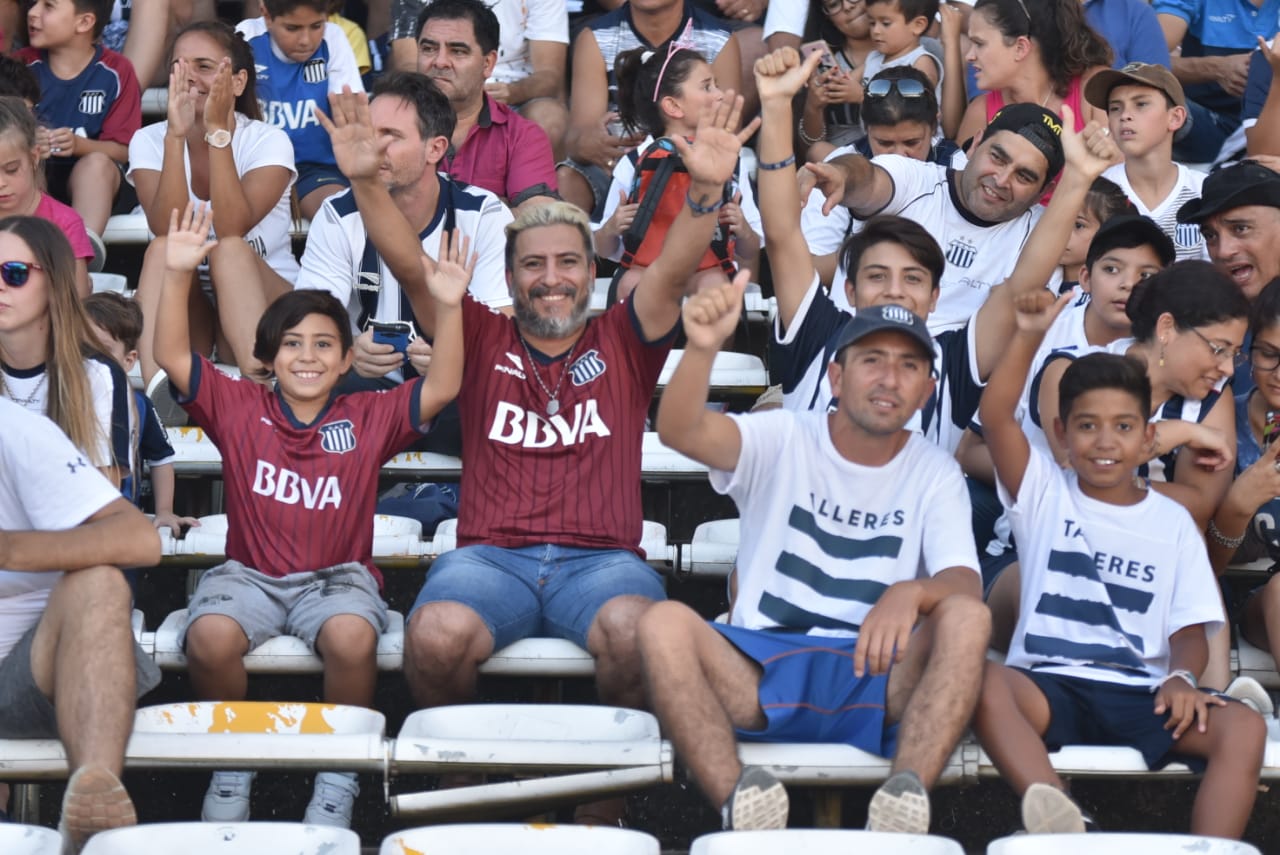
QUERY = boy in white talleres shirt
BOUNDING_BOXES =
[973,288,1265,837]
[1086,62,1209,262]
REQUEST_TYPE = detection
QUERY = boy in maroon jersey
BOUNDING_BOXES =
[153,201,472,828]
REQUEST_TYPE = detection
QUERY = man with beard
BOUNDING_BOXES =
[805,103,1069,334]
[294,71,514,391]
[379,96,758,716]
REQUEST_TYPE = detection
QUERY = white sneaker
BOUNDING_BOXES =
[1021,783,1086,834]
[866,770,930,834]
[201,770,255,822]
[720,766,788,831]
[304,771,359,828]
[1225,676,1275,716]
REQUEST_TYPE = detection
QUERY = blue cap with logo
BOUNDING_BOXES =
[831,304,935,364]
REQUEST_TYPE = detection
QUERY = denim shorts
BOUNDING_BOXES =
[411,544,666,649]
[295,161,351,201]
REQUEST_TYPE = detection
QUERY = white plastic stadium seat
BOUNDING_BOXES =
[692,829,964,854]
[82,822,360,854]
[430,518,675,566]
[480,637,596,677]
[390,704,672,819]
[987,833,1261,854]
[381,824,660,855]
[0,824,62,854]
[738,742,968,786]
[1236,636,1280,689]
[657,351,768,393]
[170,513,427,561]
[89,272,127,293]
[151,608,406,672]
[975,744,1190,778]
[684,519,739,577]
[102,213,151,244]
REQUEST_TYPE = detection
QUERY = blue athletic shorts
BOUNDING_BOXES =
[1020,668,1225,770]
[411,544,666,650]
[296,161,350,201]
[713,624,897,757]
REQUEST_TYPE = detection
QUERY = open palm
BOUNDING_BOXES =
[316,88,386,182]
[671,92,761,187]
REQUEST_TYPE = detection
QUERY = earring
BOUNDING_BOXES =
[1158,345,1165,368]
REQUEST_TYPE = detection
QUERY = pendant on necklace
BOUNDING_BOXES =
[547,398,560,416]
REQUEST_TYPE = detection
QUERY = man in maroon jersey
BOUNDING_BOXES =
[377,94,759,714]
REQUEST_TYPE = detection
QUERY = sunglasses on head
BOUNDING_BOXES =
[0,261,43,287]
[864,78,928,99]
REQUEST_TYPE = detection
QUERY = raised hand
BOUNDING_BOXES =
[164,202,218,273]
[1059,104,1121,180]
[1012,289,1073,335]
[800,160,848,216]
[939,2,965,45]
[425,229,477,308]
[203,57,236,135]
[167,58,197,138]
[681,269,749,351]
[670,91,760,188]
[1258,34,1280,76]
[1183,423,1234,473]
[315,87,385,182]
[822,70,862,106]
[754,46,825,103]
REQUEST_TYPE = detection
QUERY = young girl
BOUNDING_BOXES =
[798,0,874,159]
[1058,176,1131,290]
[595,44,761,302]
[0,97,94,296]
[129,21,298,388]
[0,215,129,487]
[155,201,470,828]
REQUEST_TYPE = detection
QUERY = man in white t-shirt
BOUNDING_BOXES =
[642,288,989,833]
[0,399,162,851]
[808,102,1069,333]
[295,73,514,393]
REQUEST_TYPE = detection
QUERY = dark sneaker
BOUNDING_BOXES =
[867,770,930,834]
[59,765,137,853]
[720,766,788,830]
[1022,782,1088,834]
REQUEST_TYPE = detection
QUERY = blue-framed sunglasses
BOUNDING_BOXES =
[865,78,928,99]
[0,261,43,287]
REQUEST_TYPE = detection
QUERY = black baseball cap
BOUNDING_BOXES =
[832,304,935,364]
[1177,160,1280,224]
[981,103,1066,183]
[1085,214,1176,270]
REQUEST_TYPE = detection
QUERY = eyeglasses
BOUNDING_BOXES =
[0,261,43,287]
[1251,345,1280,373]
[822,0,864,13]
[865,77,928,99]
[1188,326,1247,367]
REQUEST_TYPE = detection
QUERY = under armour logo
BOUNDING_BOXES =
[66,456,87,474]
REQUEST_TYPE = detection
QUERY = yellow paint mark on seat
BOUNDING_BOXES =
[206,702,339,734]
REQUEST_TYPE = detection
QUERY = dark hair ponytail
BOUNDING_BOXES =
[615,45,708,138]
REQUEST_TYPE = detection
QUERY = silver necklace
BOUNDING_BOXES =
[2,372,47,407]
[517,334,578,416]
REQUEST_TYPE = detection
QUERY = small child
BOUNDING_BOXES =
[16,0,141,242]
[236,0,366,220]
[155,201,469,829]
[1084,62,1208,263]
[862,0,942,97]
[1058,177,1131,290]
[974,288,1265,838]
[798,0,874,157]
[83,291,199,536]
[0,96,94,296]
[596,42,761,302]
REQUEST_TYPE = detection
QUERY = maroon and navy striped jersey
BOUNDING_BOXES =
[180,356,429,586]
[456,297,674,556]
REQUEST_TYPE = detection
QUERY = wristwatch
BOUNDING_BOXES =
[204,128,232,149]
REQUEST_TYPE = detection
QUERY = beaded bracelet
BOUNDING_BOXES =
[797,117,826,147]
[1151,669,1197,694]
[758,154,797,171]
[685,191,725,216]
[1207,518,1246,550]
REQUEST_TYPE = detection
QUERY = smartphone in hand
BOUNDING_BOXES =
[370,320,414,354]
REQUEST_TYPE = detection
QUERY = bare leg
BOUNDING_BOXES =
[29,566,137,774]
[184,614,250,701]
[636,601,765,807]
[1201,587,1233,691]
[207,238,292,378]
[971,661,1062,794]
[985,562,1020,654]
[121,0,172,86]
[557,166,596,215]
[315,615,378,707]
[585,594,654,710]
[134,238,186,384]
[884,595,990,786]
[519,98,570,164]
[299,184,347,222]
[731,27,765,119]
[1175,702,1265,838]
[389,37,417,73]
[404,602,494,708]
[1241,575,1280,666]
[68,154,122,236]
